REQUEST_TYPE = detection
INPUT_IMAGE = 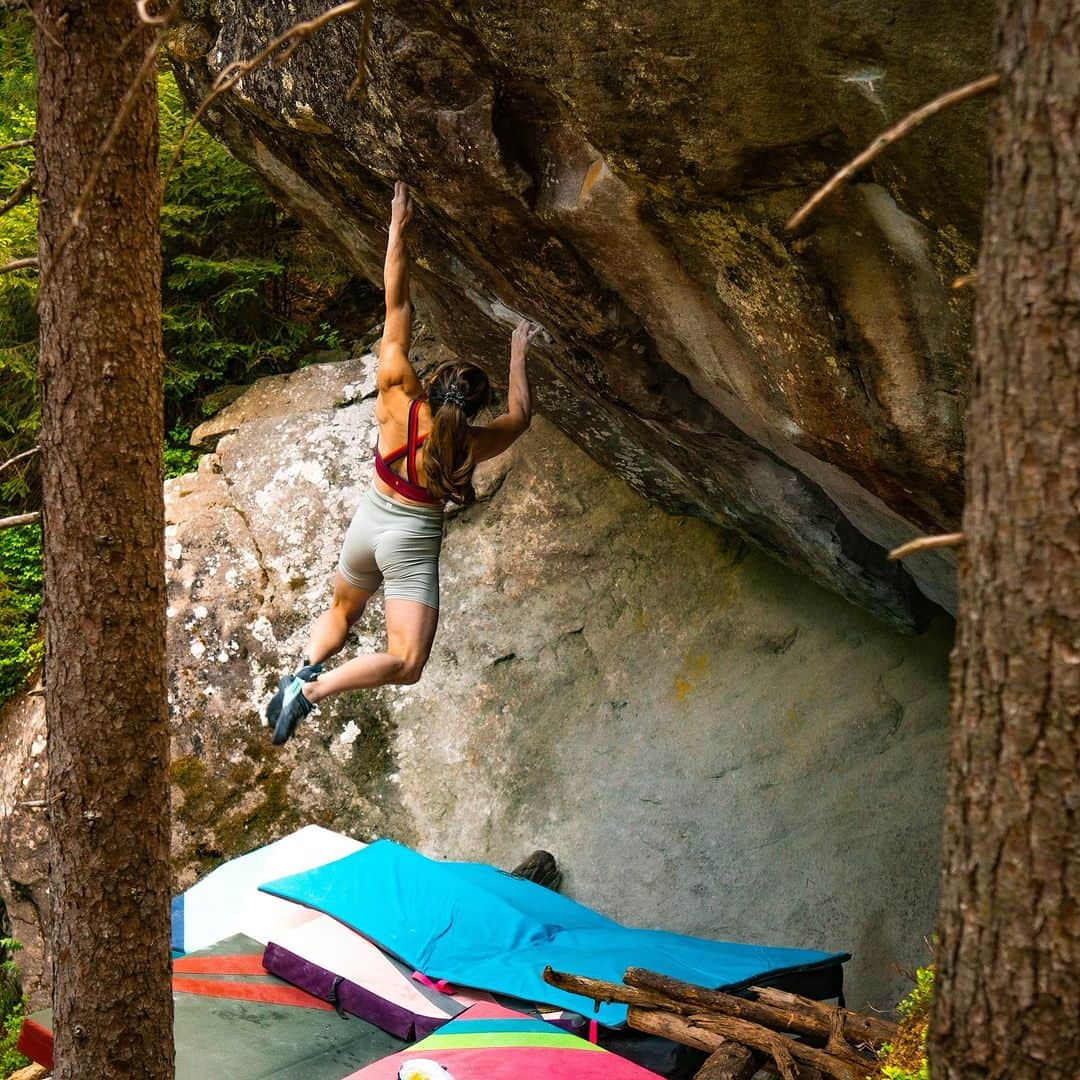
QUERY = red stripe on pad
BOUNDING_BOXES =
[17,1017,54,1070]
[172,954,268,975]
[171,976,335,1010]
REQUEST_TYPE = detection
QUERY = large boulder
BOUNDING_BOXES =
[168,0,996,629]
[0,354,952,1012]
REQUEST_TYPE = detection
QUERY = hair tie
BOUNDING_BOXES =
[440,386,467,409]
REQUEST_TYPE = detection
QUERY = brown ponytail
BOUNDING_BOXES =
[424,362,492,504]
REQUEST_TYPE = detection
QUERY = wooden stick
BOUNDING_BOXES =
[0,138,34,153]
[0,257,38,276]
[887,532,965,561]
[543,967,685,1012]
[786,73,1002,231]
[0,447,39,475]
[629,1008,876,1080]
[0,512,40,530]
[951,273,977,289]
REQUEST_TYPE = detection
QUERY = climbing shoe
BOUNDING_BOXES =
[267,662,321,744]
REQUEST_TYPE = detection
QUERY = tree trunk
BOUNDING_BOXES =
[34,3,173,1078]
[929,1,1080,1077]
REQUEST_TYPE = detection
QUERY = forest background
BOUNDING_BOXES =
[0,9,376,707]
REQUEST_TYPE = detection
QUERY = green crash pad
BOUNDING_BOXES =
[29,934,405,1079]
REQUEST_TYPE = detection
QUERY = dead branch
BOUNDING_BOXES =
[749,987,897,1050]
[0,173,34,218]
[624,968,896,1050]
[786,73,1002,231]
[136,0,168,25]
[952,273,977,289]
[19,0,62,49]
[887,532,965,561]
[346,0,374,101]
[0,447,39,475]
[0,138,34,153]
[0,257,39,275]
[629,1008,876,1080]
[0,512,41,530]
[162,0,366,186]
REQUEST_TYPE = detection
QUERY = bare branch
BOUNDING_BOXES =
[0,512,40,530]
[0,447,39,475]
[162,0,365,186]
[952,273,977,289]
[0,138,34,153]
[19,0,62,49]
[346,0,374,101]
[888,533,966,561]
[786,74,1002,232]
[136,0,169,25]
[0,257,39,275]
[0,173,34,218]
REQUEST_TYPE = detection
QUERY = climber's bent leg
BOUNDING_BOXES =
[304,598,438,704]
[305,571,374,666]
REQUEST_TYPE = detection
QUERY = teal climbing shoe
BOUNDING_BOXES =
[266,662,321,743]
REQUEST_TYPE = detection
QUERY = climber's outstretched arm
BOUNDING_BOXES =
[378,181,421,395]
[472,320,541,462]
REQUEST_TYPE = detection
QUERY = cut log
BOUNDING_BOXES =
[695,1042,764,1079]
[750,985,898,1049]
[628,1007,879,1080]
[625,968,896,1050]
[626,1006,726,1055]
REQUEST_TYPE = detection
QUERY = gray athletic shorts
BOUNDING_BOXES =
[337,483,445,609]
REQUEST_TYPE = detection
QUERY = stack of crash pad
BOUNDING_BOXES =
[168,827,581,1040]
[24,828,847,1078]
[259,839,850,1028]
[18,934,405,1080]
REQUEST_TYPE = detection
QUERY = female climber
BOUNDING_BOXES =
[267,181,542,744]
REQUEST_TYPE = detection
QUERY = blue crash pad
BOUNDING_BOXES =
[260,840,848,1027]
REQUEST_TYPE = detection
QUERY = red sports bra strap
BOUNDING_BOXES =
[407,398,428,486]
[406,398,419,485]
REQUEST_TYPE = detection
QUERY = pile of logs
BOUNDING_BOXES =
[543,967,898,1080]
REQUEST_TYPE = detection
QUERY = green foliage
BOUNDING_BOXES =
[0,937,29,1076]
[0,12,352,517]
[0,14,41,513]
[164,427,200,480]
[877,966,933,1080]
[0,9,361,704]
[0,524,42,707]
[157,70,320,420]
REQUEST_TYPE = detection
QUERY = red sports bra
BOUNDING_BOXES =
[373,397,442,505]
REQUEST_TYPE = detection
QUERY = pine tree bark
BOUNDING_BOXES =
[34,2,173,1077]
[929,1,1079,1076]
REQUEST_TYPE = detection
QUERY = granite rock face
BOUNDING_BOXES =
[169,0,996,629]
[2,356,951,1011]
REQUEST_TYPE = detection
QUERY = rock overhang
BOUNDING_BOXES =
[169,0,994,630]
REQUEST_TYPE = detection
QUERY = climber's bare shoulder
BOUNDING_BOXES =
[470,412,529,464]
